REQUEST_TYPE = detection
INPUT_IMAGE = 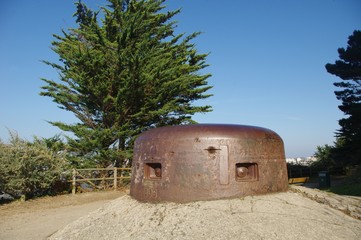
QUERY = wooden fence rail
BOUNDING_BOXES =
[70,167,132,195]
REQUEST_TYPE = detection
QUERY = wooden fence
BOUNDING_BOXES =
[71,167,132,195]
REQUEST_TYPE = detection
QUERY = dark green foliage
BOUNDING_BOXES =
[40,0,212,167]
[325,30,361,166]
[312,144,336,170]
[0,133,70,200]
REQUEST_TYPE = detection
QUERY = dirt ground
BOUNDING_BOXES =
[1,186,360,240]
[49,186,361,240]
[0,190,127,240]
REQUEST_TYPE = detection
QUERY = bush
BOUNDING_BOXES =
[0,133,70,200]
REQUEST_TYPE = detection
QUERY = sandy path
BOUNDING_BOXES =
[0,191,126,240]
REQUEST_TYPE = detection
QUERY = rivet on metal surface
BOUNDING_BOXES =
[236,167,249,178]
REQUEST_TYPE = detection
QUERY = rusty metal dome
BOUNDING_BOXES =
[130,124,288,203]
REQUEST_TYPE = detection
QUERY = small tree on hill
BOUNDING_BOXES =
[325,30,361,166]
[40,0,213,167]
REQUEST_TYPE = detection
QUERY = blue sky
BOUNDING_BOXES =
[0,0,360,157]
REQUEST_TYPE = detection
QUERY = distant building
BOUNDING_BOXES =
[286,156,317,166]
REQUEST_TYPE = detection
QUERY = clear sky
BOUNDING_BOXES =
[0,0,360,158]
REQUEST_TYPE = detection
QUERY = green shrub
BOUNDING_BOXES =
[0,133,70,200]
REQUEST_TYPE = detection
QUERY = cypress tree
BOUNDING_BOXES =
[325,30,361,166]
[40,0,212,166]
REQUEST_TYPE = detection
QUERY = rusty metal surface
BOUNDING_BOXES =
[130,124,288,203]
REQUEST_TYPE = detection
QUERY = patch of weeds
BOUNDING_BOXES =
[327,183,361,197]
[324,166,361,197]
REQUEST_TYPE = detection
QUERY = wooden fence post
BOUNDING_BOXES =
[114,167,117,191]
[72,168,76,195]
[68,167,131,193]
